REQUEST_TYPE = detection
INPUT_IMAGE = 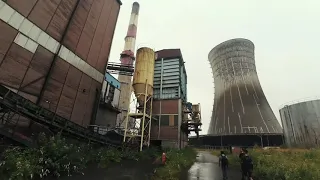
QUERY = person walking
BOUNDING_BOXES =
[219,151,229,180]
[240,149,253,180]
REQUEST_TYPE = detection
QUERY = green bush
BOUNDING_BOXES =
[251,149,320,180]
[0,133,158,180]
[212,148,320,180]
[153,147,197,180]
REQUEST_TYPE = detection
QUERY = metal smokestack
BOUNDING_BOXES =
[117,2,140,128]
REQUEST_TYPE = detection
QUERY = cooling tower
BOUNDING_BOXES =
[208,38,282,135]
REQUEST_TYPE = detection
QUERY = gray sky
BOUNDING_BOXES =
[109,0,320,134]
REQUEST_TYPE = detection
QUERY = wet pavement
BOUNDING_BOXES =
[183,151,241,180]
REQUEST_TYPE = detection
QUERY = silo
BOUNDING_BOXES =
[208,38,282,144]
[280,99,320,148]
[132,47,155,105]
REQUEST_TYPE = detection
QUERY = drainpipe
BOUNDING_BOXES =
[37,0,81,105]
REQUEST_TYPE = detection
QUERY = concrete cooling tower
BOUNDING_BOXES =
[208,38,282,136]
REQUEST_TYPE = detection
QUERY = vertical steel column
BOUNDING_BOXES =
[140,80,148,151]
[123,84,132,143]
[147,97,153,147]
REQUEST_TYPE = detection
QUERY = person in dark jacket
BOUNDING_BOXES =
[239,148,245,175]
[219,151,229,180]
[240,149,253,180]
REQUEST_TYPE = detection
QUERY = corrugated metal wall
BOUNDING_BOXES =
[153,49,187,102]
[280,100,320,148]
[0,0,121,128]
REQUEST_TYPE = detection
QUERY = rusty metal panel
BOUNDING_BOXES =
[0,44,33,89]
[153,99,179,114]
[0,21,17,59]
[280,99,320,148]
[56,85,77,119]
[18,91,38,103]
[158,126,178,140]
[63,0,93,52]
[19,46,54,96]
[82,80,101,126]
[20,68,44,96]
[87,0,113,67]
[70,91,87,125]
[46,0,77,41]
[76,0,104,60]
[28,0,61,30]
[39,78,64,112]
[78,73,92,93]
[65,66,82,89]
[70,73,92,124]
[96,1,120,73]
[156,49,182,60]
[7,0,38,17]
[50,58,70,84]
[0,54,3,65]
[29,46,54,75]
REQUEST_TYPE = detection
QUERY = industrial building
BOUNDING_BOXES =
[280,99,320,148]
[0,1,199,150]
[118,48,201,150]
[94,73,121,134]
[149,49,198,148]
[201,38,283,147]
[0,0,122,145]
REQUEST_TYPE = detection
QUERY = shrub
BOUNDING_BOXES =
[214,148,320,180]
[153,147,197,180]
[0,133,158,180]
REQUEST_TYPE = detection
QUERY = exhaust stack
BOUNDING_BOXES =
[117,2,140,128]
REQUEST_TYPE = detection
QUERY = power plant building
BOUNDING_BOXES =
[150,49,189,148]
[205,38,283,146]
[280,99,320,148]
[0,0,121,129]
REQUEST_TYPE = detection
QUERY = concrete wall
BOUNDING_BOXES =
[208,38,282,135]
[96,108,118,128]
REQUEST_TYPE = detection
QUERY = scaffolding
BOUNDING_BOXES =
[122,81,153,151]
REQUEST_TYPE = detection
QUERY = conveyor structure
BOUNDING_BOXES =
[0,84,122,147]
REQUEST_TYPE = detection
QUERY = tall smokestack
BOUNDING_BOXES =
[117,2,140,128]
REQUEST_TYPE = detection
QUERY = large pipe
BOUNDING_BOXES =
[117,2,140,128]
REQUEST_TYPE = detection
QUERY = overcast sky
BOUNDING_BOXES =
[109,0,320,134]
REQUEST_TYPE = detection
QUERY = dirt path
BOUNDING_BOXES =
[182,151,241,180]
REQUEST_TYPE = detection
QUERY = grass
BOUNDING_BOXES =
[211,148,320,180]
[0,133,159,180]
[152,147,197,180]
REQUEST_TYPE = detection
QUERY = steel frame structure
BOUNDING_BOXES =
[0,84,121,147]
[181,102,202,137]
[123,81,153,151]
[106,62,134,76]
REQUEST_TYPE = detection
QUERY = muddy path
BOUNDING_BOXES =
[180,151,241,180]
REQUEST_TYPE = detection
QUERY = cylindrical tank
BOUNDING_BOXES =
[132,47,155,105]
[279,99,320,148]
